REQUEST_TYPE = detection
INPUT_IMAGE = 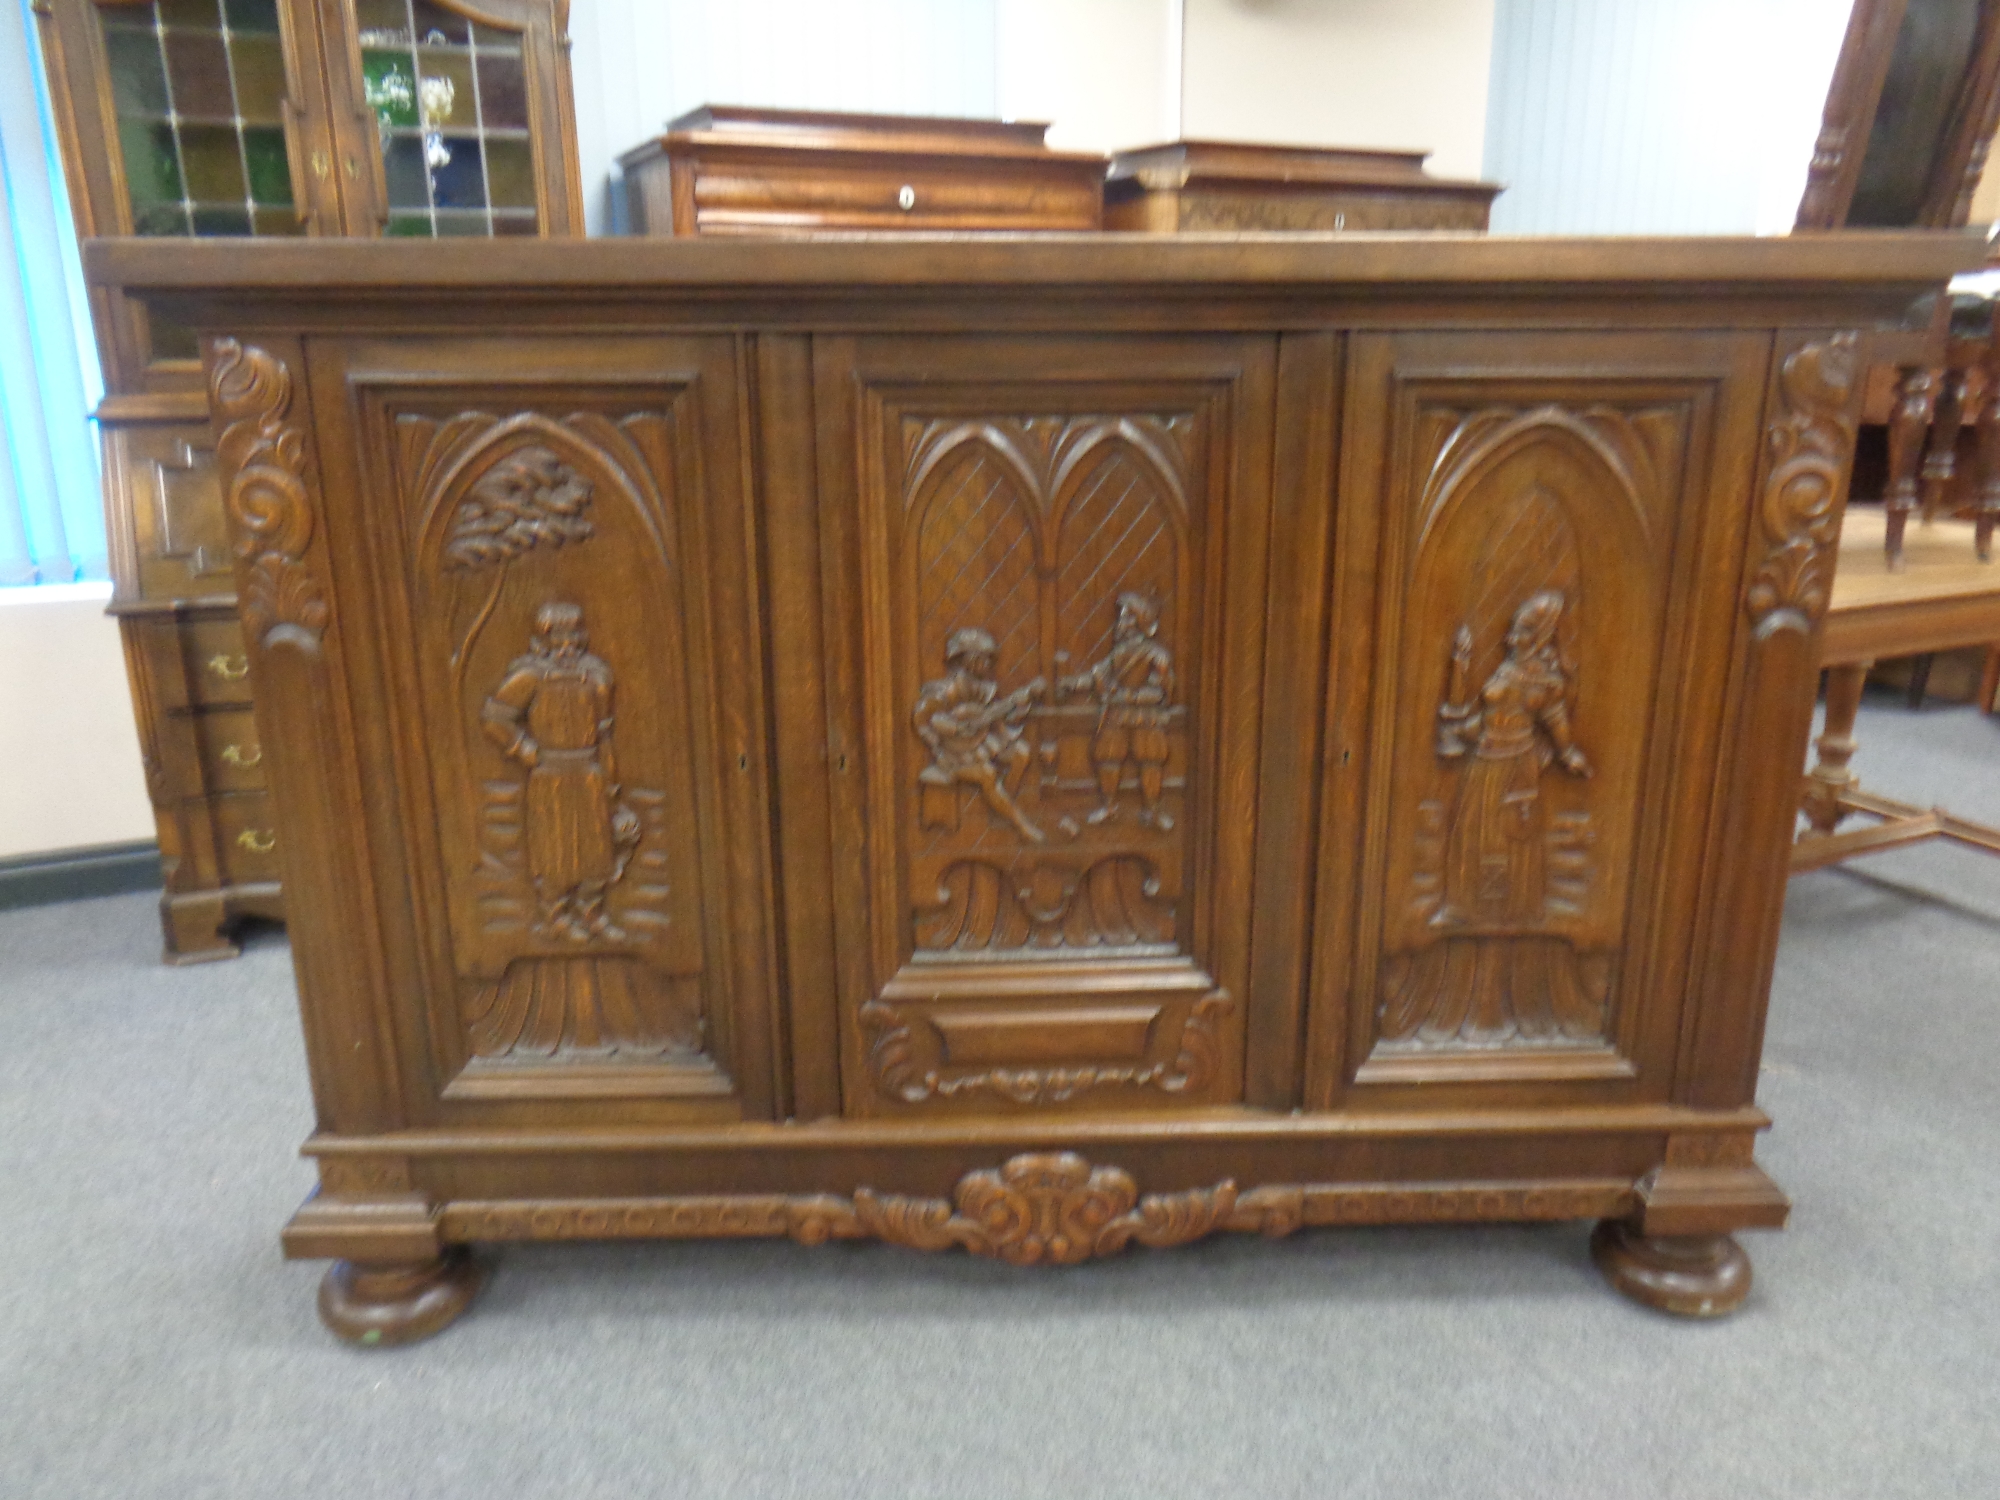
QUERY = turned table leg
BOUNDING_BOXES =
[1885,366,1938,571]
[1975,365,2000,563]
[1591,1220,1752,1318]
[317,1250,486,1347]
[1801,663,1869,837]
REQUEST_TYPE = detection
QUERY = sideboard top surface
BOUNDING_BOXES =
[86,231,1982,303]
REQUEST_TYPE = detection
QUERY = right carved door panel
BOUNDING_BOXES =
[806,335,1279,1116]
[1310,330,1771,1107]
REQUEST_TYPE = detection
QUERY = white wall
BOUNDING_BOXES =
[1181,0,1497,180]
[569,0,1002,234]
[1483,0,1852,235]
[0,586,153,859]
[997,0,1178,155]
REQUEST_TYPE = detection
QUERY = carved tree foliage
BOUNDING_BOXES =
[209,338,326,652]
[1748,333,1860,638]
[859,991,1231,1106]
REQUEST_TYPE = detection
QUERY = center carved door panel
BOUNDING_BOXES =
[310,336,778,1122]
[1309,330,1770,1106]
[810,336,1278,1115]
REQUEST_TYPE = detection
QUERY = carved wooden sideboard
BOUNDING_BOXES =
[89,232,1974,1340]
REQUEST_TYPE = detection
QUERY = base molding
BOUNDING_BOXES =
[0,840,160,911]
[427,1154,1639,1265]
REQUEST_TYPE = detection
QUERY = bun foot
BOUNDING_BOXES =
[318,1251,486,1347]
[1591,1220,1751,1318]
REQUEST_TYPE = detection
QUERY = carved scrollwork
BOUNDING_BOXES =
[1747,333,1859,638]
[856,1153,1234,1266]
[860,990,1231,1106]
[435,1155,1638,1261]
[209,338,326,652]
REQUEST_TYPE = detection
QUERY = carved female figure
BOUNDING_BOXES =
[1433,590,1592,926]
[481,601,641,941]
[1382,589,1604,1045]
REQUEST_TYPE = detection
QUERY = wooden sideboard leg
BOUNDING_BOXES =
[1590,1220,1752,1318]
[160,889,242,965]
[1975,370,2000,563]
[1801,662,1870,837]
[1884,366,1937,571]
[317,1251,486,1348]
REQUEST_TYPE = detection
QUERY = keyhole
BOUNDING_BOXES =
[737,753,748,771]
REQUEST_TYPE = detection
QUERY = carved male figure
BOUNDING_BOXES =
[913,626,1047,841]
[482,601,642,941]
[1062,591,1176,828]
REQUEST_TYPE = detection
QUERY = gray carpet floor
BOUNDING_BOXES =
[2,691,1996,1500]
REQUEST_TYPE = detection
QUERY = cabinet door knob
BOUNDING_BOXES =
[220,743,262,769]
[207,653,250,681]
[897,184,916,211]
[237,829,278,855]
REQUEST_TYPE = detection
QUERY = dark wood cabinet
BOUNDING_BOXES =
[1104,140,1499,233]
[90,230,1973,1337]
[35,0,582,959]
[618,106,1106,236]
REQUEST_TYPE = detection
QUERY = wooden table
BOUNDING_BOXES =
[1797,505,2000,868]
[87,231,1975,1342]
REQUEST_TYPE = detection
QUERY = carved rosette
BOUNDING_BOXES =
[209,338,326,653]
[433,1151,1640,1263]
[859,991,1231,1106]
[1747,333,1859,638]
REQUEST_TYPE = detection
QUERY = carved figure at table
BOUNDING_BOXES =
[1060,591,1177,830]
[913,627,1048,841]
[481,601,642,941]
[1382,589,1605,1045]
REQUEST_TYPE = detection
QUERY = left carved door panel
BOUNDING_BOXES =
[307,336,777,1122]
[806,335,1279,1116]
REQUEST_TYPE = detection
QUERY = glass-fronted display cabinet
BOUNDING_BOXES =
[33,0,581,961]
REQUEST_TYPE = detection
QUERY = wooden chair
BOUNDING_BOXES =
[1795,506,2000,869]
[1788,0,2000,870]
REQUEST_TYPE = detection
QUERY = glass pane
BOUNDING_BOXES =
[417,48,475,128]
[363,49,419,129]
[242,126,293,206]
[164,30,235,123]
[99,1,300,241]
[106,31,171,118]
[484,136,534,209]
[409,0,470,46]
[383,134,430,209]
[223,0,282,33]
[430,136,484,208]
[179,123,246,201]
[229,35,286,123]
[475,51,527,130]
[363,1,541,238]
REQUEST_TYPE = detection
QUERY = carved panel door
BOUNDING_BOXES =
[1306,331,1772,1109]
[300,335,779,1124]
[799,335,1279,1116]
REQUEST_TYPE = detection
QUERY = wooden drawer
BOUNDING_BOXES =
[102,417,235,605]
[212,791,284,887]
[139,614,256,712]
[690,161,1101,234]
[193,707,268,794]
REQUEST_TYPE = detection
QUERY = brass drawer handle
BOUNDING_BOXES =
[208,653,250,681]
[237,829,277,855]
[220,743,262,769]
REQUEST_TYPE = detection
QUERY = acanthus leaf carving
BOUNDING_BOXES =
[209,338,326,652]
[433,1154,1640,1263]
[1748,333,1859,638]
[860,990,1231,1106]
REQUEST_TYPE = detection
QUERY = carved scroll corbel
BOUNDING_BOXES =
[1747,333,1859,637]
[209,338,327,653]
